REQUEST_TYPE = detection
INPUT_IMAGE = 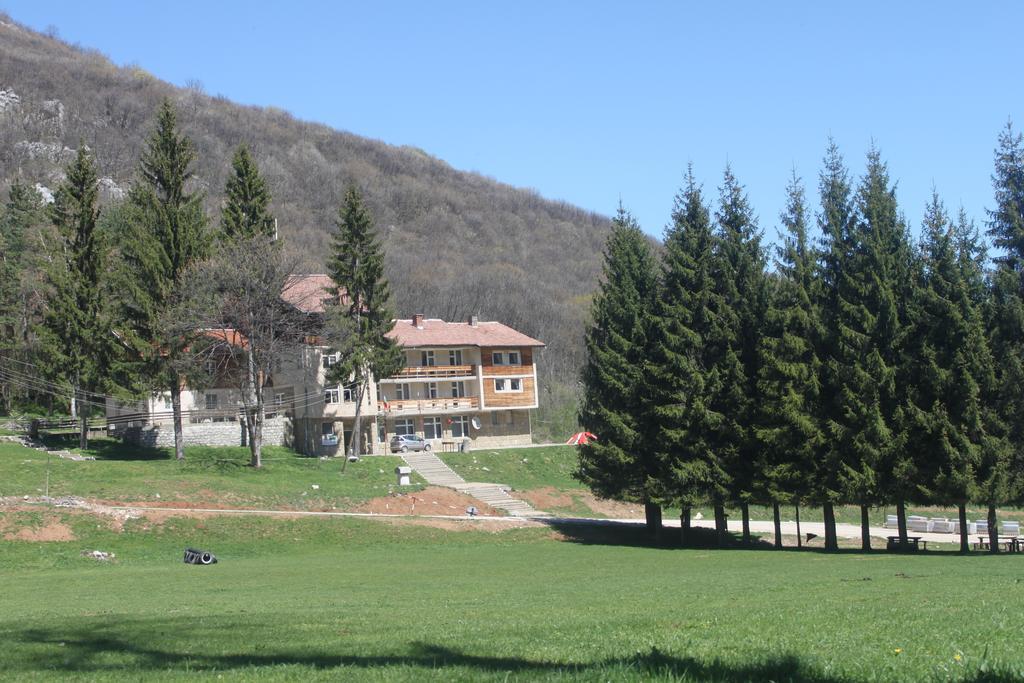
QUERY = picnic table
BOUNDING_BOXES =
[974,536,1021,552]
[441,440,457,452]
[887,536,927,552]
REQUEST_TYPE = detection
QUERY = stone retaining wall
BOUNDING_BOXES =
[117,416,290,449]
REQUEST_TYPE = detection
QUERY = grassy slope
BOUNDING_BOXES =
[1,512,1023,681]
[0,440,423,510]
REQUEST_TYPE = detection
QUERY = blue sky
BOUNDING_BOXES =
[4,2,1024,244]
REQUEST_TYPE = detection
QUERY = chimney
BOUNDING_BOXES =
[413,314,424,329]
[469,315,479,327]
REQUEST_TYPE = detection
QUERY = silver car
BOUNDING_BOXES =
[390,434,430,453]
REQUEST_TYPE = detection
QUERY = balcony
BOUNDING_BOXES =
[379,396,480,413]
[381,364,477,381]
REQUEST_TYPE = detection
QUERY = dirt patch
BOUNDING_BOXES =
[351,486,503,517]
[374,516,533,532]
[0,514,75,542]
[513,486,644,518]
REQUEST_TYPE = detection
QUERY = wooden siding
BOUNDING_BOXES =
[483,376,536,408]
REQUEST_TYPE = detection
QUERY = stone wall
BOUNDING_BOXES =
[117,416,290,449]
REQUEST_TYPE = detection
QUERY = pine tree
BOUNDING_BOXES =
[0,183,46,413]
[755,171,823,548]
[38,147,113,449]
[712,166,768,544]
[576,205,662,534]
[857,148,916,550]
[121,100,210,461]
[815,140,855,551]
[908,193,994,552]
[983,122,1024,551]
[221,145,275,240]
[323,186,404,464]
[646,167,725,545]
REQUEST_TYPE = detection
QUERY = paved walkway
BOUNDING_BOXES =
[401,451,549,518]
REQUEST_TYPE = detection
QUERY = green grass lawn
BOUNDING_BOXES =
[0,439,423,510]
[1,509,1023,681]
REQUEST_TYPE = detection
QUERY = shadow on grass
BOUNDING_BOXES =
[12,624,1023,681]
[5,625,837,681]
[37,434,168,461]
[540,518,775,551]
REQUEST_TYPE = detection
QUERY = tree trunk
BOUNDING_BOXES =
[644,501,662,540]
[896,499,908,544]
[171,380,185,461]
[250,402,263,468]
[713,504,727,547]
[741,502,751,545]
[958,503,970,554]
[823,502,837,551]
[860,504,871,551]
[988,503,999,554]
[680,507,691,547]
[78,389,88,451]
[342,381,366,473]
[773,502,782,549]
[795,504,803,549]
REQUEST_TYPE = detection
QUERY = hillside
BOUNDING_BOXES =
[0,14,612,438]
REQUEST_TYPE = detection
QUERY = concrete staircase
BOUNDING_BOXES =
[401,451,548,517]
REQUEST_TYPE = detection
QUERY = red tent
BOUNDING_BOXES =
[566,431,597,446]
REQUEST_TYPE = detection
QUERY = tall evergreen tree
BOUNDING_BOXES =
[221,145,275,240]
[983,122,1024,550]
[121,100,210,461]
[646,167,726,545]
[857,148,917,550]
[576,205,662,534]
[38,147,114,449]
[0,183,47,413]
[908,193,994,552]
[712,166,768,544]
[755,171,823,548]
[815,140,856,551]
[323,186,404,464]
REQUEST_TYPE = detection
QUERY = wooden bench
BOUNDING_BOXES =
[887,536,926,552]
[973,536,1021,552]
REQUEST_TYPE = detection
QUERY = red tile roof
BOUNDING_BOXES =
[387,318,544,348]
[282,275,543,348]
[282,274,346,313]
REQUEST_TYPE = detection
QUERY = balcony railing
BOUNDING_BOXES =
[382,364,476,381]
[379,396,480,413]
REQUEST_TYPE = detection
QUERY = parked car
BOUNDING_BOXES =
[390,434,430,453]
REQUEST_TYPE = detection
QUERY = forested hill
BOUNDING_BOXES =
[0,14,612,438]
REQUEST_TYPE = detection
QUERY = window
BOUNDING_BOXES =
[205,393,218,410]
[394,418,415,436]
[423,417,442,440]
[322,352,339,368]
[491,350,521,366]
[508,410,515,425]
[325,388,340,404]
[427,382,438,399]
[491,411,499,426]
[451,381,466,398]
[321,422,338,446]
[274,392,286,407]
[377,423,386,444]
[494,378,523,393]
[451,415,470,438]
[162,394,173,410]
[396,383,411,400]
[449,349,462,366]
[342,385,354,402]
[421,350,435,366]
[204,359,217,375]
